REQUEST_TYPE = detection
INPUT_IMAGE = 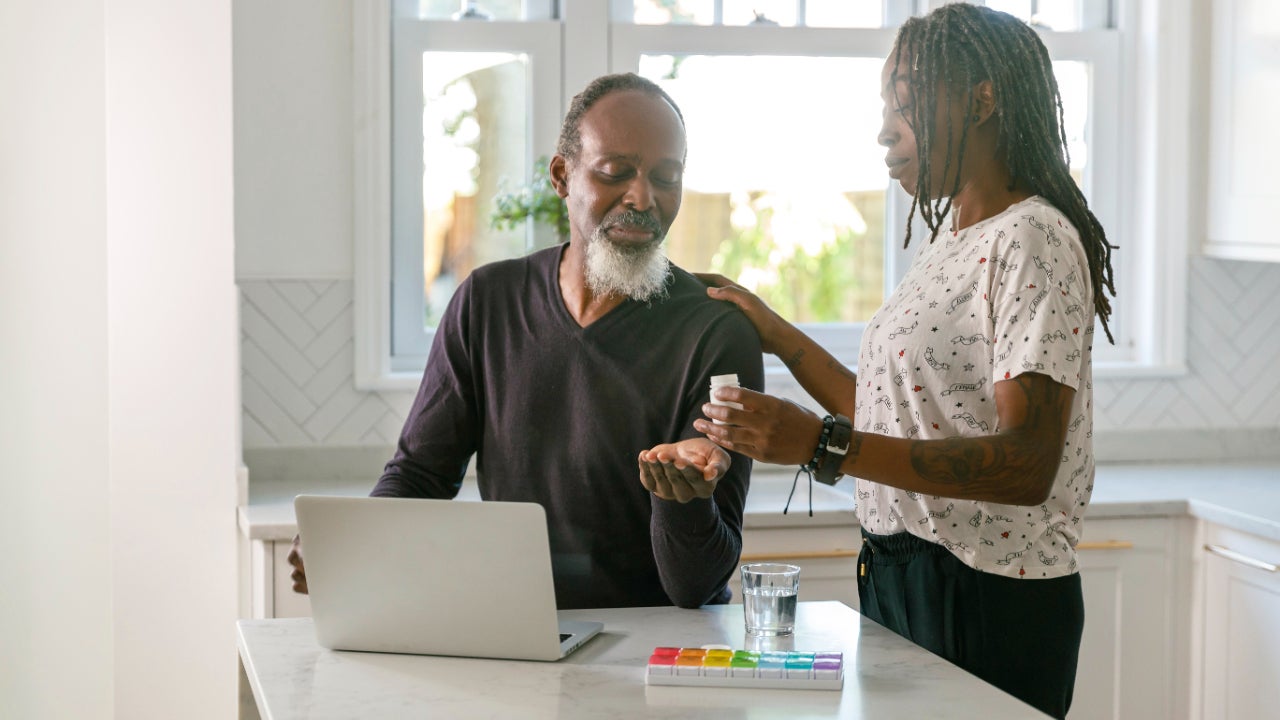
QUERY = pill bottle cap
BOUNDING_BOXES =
[710,373,739,388]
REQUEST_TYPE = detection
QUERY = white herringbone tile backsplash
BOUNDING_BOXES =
[239,280,412,448]
[240,257,1280,450]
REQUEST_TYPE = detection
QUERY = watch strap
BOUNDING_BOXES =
[815,414,852,486]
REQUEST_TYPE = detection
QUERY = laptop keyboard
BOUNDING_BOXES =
[644,646,844,690]
[559,633,572,643]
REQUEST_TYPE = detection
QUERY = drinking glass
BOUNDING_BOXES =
[740,563,800,636]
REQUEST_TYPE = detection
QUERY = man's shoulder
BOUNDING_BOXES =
[470,246,556,283]
[660,265,759,338]
[461,246,557,301]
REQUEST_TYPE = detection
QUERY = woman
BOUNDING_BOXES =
[692,4,1116,718]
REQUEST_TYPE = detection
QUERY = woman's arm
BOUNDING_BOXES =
[697,274,858,417]
[698,371,1073,507]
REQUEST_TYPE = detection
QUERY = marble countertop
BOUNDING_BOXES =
[238,461,1280,543]
[1083,461,1280,540]
[238,601,1048,719]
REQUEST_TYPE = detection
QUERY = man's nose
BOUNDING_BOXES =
[623,176,655,211]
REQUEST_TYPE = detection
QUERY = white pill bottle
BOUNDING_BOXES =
[708,373,744,425]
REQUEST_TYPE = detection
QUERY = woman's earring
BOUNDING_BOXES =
[972,114,980,121]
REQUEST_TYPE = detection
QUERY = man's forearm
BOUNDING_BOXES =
[650,498,741,608]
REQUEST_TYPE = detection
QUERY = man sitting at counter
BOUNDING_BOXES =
[287,72,764,610]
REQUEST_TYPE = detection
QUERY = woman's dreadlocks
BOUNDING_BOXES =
[893,3,1117,343]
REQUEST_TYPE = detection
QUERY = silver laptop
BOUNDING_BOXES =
[293,494,603,661]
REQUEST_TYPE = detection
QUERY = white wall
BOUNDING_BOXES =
[1,1,240,718]
[106,0,240,716]
[0,3,113,717]
[235,0,354,280]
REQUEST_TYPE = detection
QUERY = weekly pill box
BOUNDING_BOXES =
[644,646,844,690]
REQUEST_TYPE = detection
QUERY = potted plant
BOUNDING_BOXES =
[489,156,569,242]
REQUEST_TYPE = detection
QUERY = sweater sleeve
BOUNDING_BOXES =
[649,309,764,608]
[370,277,479,499]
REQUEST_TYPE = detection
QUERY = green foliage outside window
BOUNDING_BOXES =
[490,157,569,241]
[709,192,884,323]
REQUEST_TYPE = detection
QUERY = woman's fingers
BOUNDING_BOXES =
[694,272,737,289]
[696,391,823,466]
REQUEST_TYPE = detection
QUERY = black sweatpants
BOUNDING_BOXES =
[856,529,1084,719]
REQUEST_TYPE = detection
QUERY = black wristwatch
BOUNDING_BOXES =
[815,414,853,486]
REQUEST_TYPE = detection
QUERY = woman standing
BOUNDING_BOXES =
[695,4,1116,718]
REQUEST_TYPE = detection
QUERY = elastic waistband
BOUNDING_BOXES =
[860,528,949,565]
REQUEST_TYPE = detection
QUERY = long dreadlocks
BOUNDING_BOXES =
[893,3,1117,343]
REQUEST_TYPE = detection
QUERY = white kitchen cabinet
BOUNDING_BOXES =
[1205,0,1280,263]
[1200,524,1280,720]
[1069,516,1193,720]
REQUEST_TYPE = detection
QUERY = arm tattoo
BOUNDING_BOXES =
[784,348,805,369]
[908,374,1068,503]
[910,437,1008,488]
[825,358,857,382]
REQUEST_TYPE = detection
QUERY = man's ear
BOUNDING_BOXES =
[549,155,570,199]
[970,80,996,125]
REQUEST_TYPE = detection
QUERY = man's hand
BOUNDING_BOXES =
[638,437,731,503]
[286,533,308,594]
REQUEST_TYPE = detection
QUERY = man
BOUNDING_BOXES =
[289,73,764,609]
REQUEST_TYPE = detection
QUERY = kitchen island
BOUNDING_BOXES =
[237,601,1048,719]
[237,460,1280,720]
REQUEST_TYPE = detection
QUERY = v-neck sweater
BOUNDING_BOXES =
[372,244,765,609]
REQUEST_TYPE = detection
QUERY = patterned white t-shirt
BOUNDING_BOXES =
[855,196,1095,579]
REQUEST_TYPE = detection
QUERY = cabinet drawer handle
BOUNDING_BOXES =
[1077,541,1134,551]
[739,550,860,562]
[1204,544,1279,573]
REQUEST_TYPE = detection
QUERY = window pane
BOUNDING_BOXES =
[641,55,887,323]
[983,0,1112,31]
[627,0,902,26]
[804,1,887,29]
[418,52,530,328]
[1054,60,1089,191]
[396,0,526,21]
[630,0,715,25]
[721,0,797,26]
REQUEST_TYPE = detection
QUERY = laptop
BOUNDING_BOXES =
[293,494,603,661]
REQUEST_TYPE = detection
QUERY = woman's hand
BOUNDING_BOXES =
[638,437,731,503]
[695,273,795,356]
[693,386,825,466]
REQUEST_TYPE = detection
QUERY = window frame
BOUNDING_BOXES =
[354,0,1193,392]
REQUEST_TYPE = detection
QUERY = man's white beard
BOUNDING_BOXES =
[584,228,672,302]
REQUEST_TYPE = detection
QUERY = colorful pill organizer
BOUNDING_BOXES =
[644,646,844,691]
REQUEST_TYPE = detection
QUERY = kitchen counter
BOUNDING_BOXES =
[1078,462,1280,541]
[238,461,1280,543]
[237,601,1049,719]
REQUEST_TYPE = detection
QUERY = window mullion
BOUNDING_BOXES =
[561,0,611,110]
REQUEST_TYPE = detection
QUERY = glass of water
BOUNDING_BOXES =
[740,563,800,636]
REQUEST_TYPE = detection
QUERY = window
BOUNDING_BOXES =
[355,0,1192,391]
